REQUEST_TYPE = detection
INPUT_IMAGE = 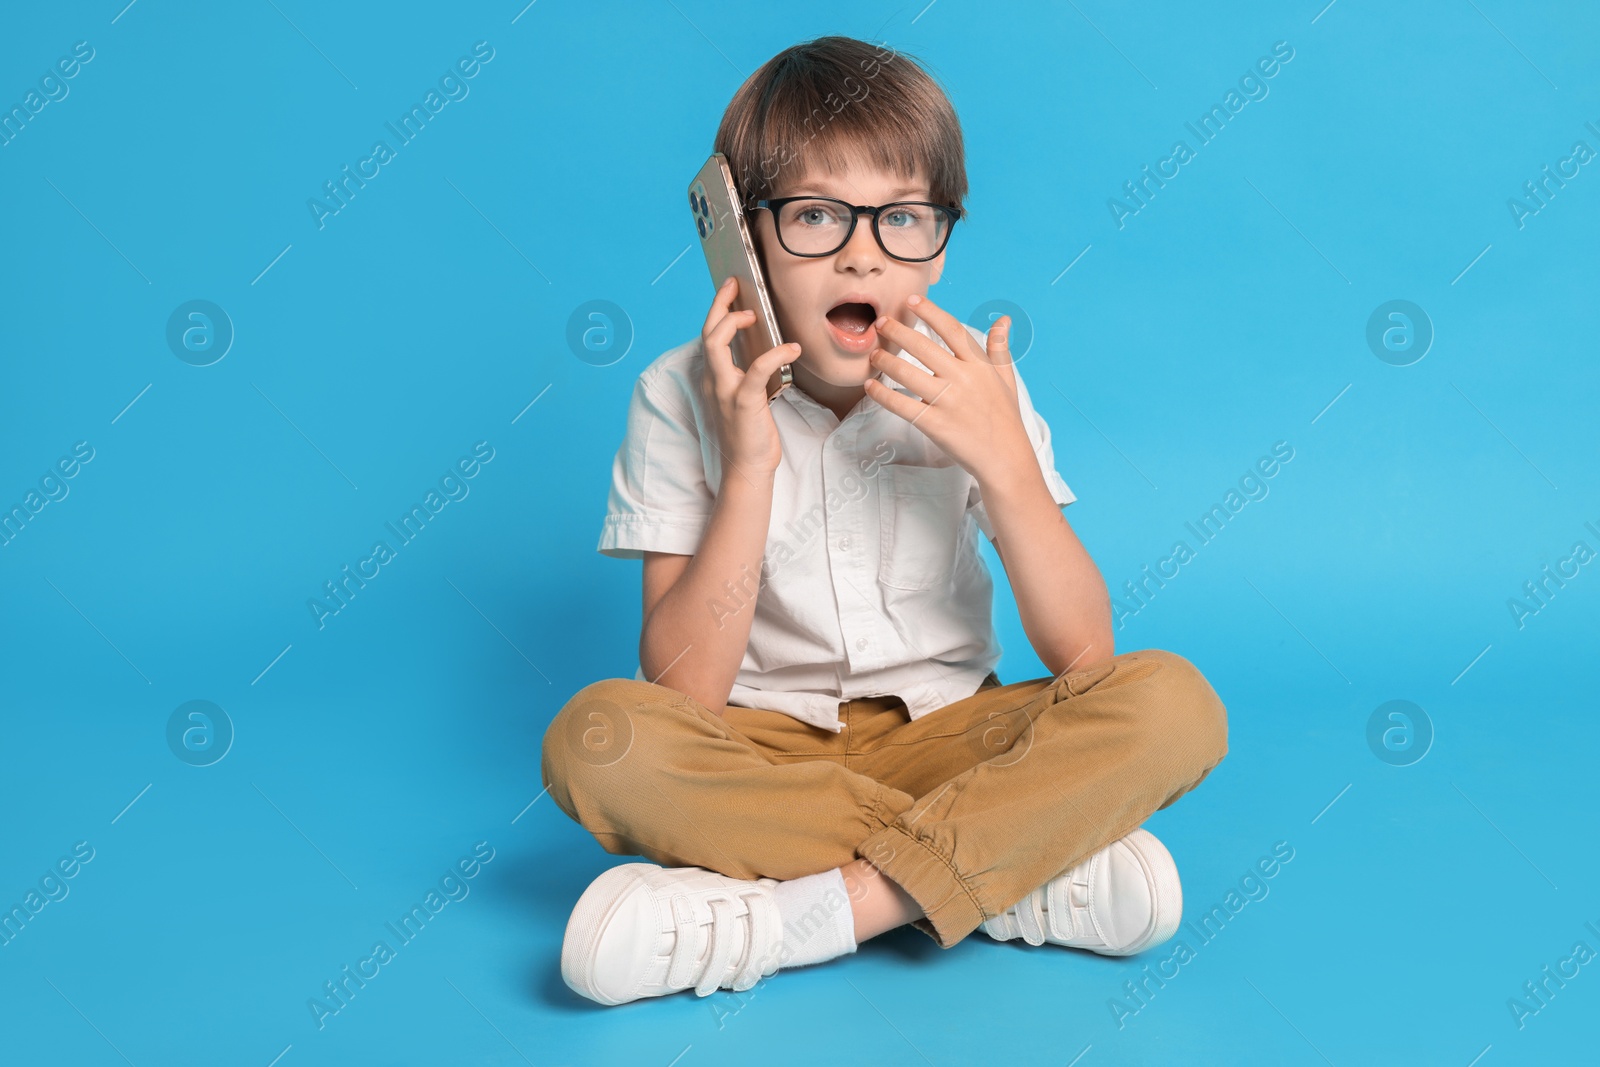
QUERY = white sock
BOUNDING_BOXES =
[771,867,858,968]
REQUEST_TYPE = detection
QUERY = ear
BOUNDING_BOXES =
[929,247,946,286]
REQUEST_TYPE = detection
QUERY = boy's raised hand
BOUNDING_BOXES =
[700,276,797,481]
[864,294,1036,485]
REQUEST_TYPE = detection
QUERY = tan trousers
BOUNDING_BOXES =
[540,648,1228,948]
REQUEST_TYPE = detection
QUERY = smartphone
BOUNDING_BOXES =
[689,153,792,403]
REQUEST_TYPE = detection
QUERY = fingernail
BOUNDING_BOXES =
[873,315,887,328]
[908,294,922,305]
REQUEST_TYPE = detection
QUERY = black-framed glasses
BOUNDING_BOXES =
[753,196,960,262]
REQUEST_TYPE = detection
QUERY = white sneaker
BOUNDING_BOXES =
[980,828,1182,956]
[561,862,786,1006]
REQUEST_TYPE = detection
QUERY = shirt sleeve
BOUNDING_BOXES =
[966,355,1076,541]
[597,369,714,560]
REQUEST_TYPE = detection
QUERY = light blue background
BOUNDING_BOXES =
[2,1,1597,1064]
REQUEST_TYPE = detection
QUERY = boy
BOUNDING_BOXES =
[541,35,1228,1007]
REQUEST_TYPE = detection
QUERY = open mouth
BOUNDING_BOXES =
[824,300,880,352]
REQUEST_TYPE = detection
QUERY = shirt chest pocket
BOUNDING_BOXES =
[877,463,973,591]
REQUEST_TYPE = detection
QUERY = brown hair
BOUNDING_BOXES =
[713,36,968,219]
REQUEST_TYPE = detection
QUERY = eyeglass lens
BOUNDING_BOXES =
[776,200,951,259]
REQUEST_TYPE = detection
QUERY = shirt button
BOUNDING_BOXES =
[840,538,850,550]
[856,637,868,650]
[834,437,847,449]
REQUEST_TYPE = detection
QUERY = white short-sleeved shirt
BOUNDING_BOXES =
[598,316,1076,733]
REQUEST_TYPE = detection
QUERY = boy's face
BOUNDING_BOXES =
[750,154,946,392]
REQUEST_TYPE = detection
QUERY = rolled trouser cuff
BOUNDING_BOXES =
[854,824,985,949]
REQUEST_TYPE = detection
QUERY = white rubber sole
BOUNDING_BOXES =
[1098,828,1183,956]
[560,862,657,1006]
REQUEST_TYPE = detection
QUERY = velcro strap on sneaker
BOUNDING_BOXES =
[666,894,701,989]
[1015,888,1048,946]
[695,897,741,997]
[1046,871,1077,940]
[730,888,781,991]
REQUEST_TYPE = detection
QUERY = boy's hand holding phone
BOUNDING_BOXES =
[690,153,792,403]
[700,276,798,480]
[865,294,1037,488]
